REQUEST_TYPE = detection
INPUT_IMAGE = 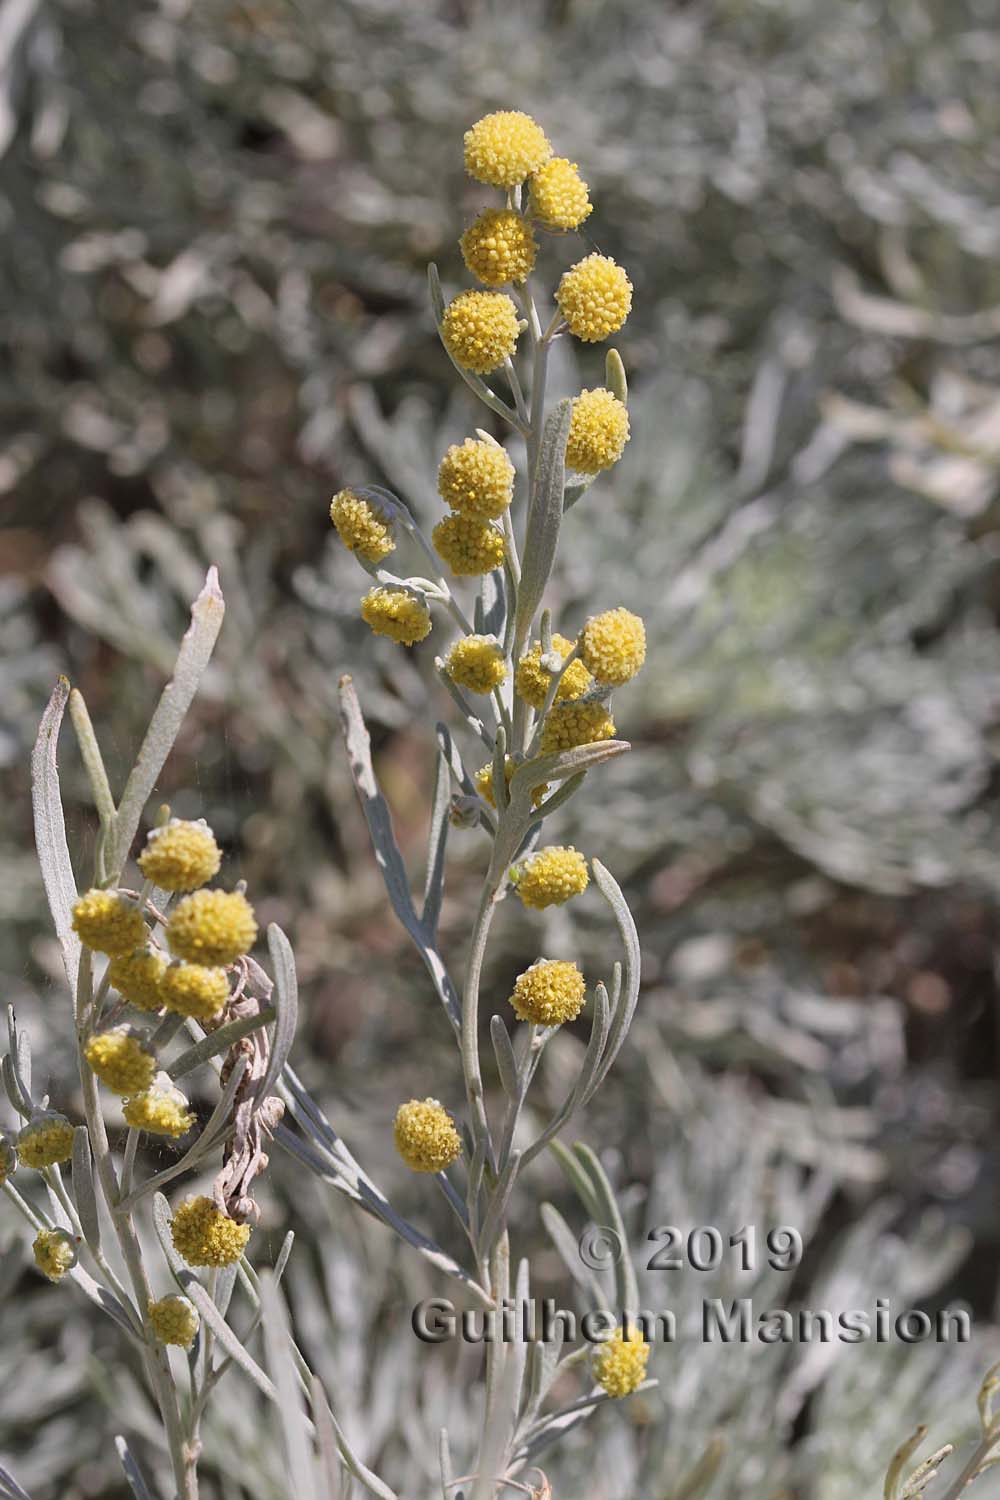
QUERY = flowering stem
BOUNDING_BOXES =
[461,881,502,1265]
[2,1180,48,1232]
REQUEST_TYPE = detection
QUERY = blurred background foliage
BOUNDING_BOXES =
[3,0,1000,1494]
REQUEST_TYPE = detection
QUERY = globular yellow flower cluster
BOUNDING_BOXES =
[566,388,630,475]
[160,961,230,1022]
[124,1086,196,1138]
[515,635,593,711]
[71,889,147,957]
[510,960,586,1026]
[461,209,537,288]
[538,699,616,755]
[330,489,396,564]
[432,512,505,577]
[148,1294,200,1349]
[441,290,520,375]
[463,110,551,188]
[171,1195,251,1267]
[0,1136,15,1185]
[580,608,646,686]
[138,819,221,893]
[17,1111,74,1169]
[437,439,514,520]
[557,254,633,343]
[393,1098,462,1174]
[107,947,168,1013]
[166,888,257,967]
[475,758,549,810]
[445,635,507,695]
[592,1324,650,1398]
[84,1029,157,1096]
[361,586,433,647]
[529,157,592,231]
[33,1228,78,1282]
[512,846,589,909]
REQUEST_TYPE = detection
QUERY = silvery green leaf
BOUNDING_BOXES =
[477,1149,521,1262]
[152,1191,186,1281]
[182,1274,279,1403]
[509,740,630,809]
[490,1015,519,1099]
[491,726,509,812]
[605,348,628,404]
[260,1272,317,1500]
[569,1141,638,1313]
[167,1009,275,1081]
[322,1394,400,1500]
[422,749,451,936]
[539,1202,605,1306]
[885,1428,931,1500]
[31,677,81,995]
[547,1140,602,1225]
[671,1435,726,1500]
[9,1009,30,1103]
[563,475,597,512]
[589,859,641,1091]
[427,263,520,429]
[515,398,572,644]
[68,688,116,833]
[114,1437,155,1500]
[522,981,611,1165]
[312,1374,343,1498]
[71,1126,100,1255]
[109,567,225,876]
[438,1429,454,1499]
[119,1056,248,1211]
[0,1467,32,1500]
[480,568,506,638]
[2,1055,30,1118]
[513,1382,658,1466]
[260,924,298,1102]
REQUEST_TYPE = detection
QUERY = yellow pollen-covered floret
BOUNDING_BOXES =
[360,586,433,646]
[330,488,396,564]
[166,889,258,967]
[437,439,515,520]
[107,947,168,1013]
[171,1195,251,1267]
[510,959,586,1025]
[515,634,593,711]
[538,699,616,755]
[474,758,549,810]
[33,1228,78,1282]
[124,1087,196,1139]
[433,513,505,577]
[444,636,508,695]
[566,388,630,475]
[512,846,589,909]
[593,1324,650,1397]
[557,254,633,342]
[0,1137,14,1186]
[16,1111,74,1169]
[84,1029,157,1096]
[148,1295,199,1348]
[580,608,647,686]
[138,819,221,893]
[71,889,148,957]
[441,291,520,375]
[160,962,231,1022]
[393,1098,462,1174]
[463,110,551,188]
[529,157,593,231]
[461,209,537,287]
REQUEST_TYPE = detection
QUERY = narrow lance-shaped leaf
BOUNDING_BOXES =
[259,1272,318,1500]
[167,1009,275,1082]
[259,924,298,1103]
[588,859,641,1093]
[515,399,572,645]
[181,1274,279,1403]
[31,677,81,995]
[422,748,451,936]
[114,1438,156,1500]
[72,1126,101,1254]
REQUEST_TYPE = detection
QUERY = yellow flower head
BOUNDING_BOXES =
[510,959,586,1025]
[475,758,549,810]
[160,962,230,1022]
[84,1029,157,1096]
[515,634,593,711]
[441,291,520,374]
[538,699,616,755]
[0,1136,15,1186]
[461,209,537,287]
[463,110,551,187]
[71,889,147,957]
[171,1195,251,1267]
[512,846,589,909]
[361,586,433,647]
[433,513,505,577]
[393,1098,462,1174]
[16,1111,74,1170]
[445,635,508,695]
[437,438,515,520]
[148,1294,200,1349]
[557,253,633,342]
[166,889,258,967]
[330,488,396,564]
[33,1228,78,1282]
[593,1324,650,1398]
[107,947,168,1013]
[138,818,221,893]
[580,607,646,686]
[529,157,593,231]
[124,1086,196,1139]
[566,388,630,475]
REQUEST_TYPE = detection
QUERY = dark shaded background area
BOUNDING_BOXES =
[3,1,1000,1495]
